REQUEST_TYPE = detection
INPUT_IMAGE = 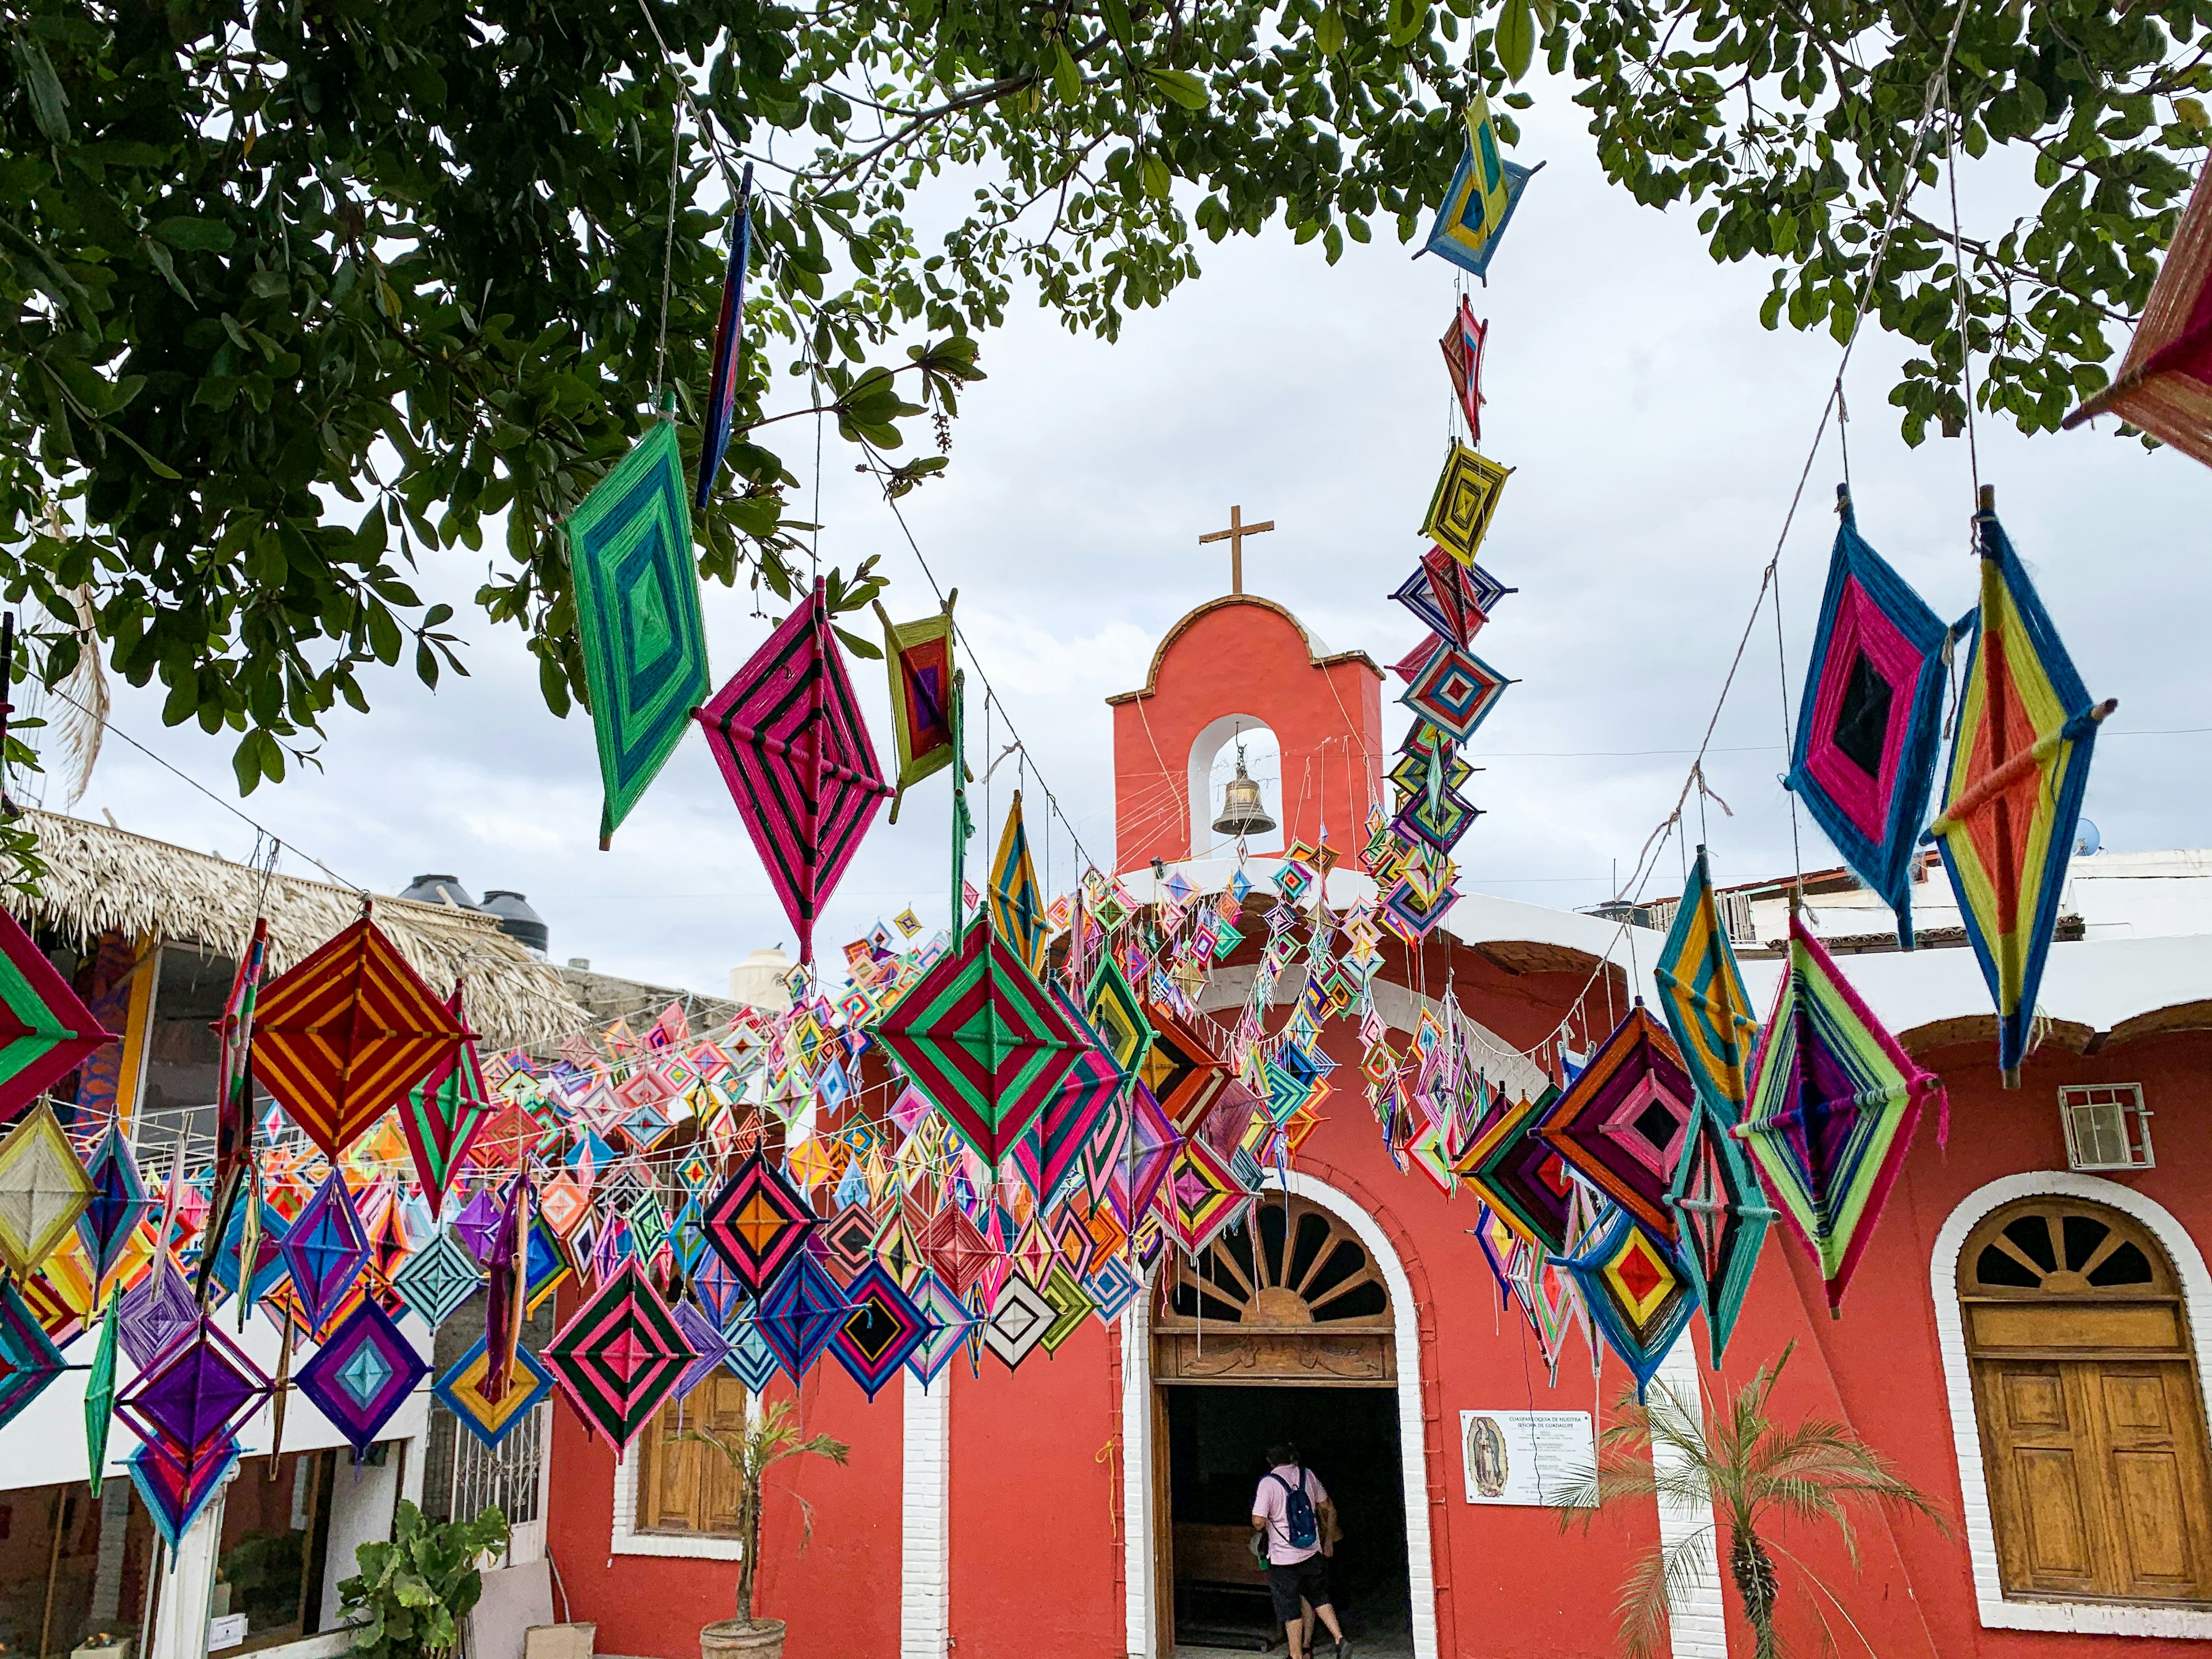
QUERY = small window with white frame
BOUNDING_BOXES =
[2059,1083,2154,1172]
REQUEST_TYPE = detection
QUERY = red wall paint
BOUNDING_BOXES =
[751,1365,904,1657]
[1109,598,1384,871]
[546,1007,2212,1659]
[1702,1028,2212,1659]
[946,1321,1125,1659]
[544,1312,902,1659]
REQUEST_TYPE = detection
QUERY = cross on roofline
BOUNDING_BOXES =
[1199,505,1274,595]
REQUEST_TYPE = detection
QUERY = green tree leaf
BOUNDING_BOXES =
[1497,0,1535,82]
[154,217,236,253]
[1145,67,1210,109]
[9,34,69,143]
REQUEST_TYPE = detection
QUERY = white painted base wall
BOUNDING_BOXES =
[900,1373,951,1659]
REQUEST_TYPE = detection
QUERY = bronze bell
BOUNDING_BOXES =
[1213,749,1276,838]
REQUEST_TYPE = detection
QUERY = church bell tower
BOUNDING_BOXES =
[1106,507,1385,873]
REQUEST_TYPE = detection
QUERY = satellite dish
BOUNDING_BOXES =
[2074,819,2101,857]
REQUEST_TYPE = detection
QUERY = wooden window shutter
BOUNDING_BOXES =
[638,1378,749,1537]
[700,1375,749,1535]
[1960,1196,2212,1604]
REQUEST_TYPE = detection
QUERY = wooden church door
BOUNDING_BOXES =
[1151,1196,1399,1652]
[1961,1196,2212,1603]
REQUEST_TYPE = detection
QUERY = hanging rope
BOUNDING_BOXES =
[654,105,683,407]
[1611,0,1976,909]
[862,438,1112,879]
[1942,75,1983,505]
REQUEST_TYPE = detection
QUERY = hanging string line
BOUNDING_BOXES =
[654,103,683,403]
[1611,0,1975,908]
[1942,73,1983,501]
[40,682,368,895]
[861,440,1110,882]
[633,0,775,205]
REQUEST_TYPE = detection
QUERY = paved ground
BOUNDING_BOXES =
[1176,1633,1415,1659]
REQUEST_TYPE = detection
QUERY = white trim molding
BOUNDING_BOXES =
[900,1371,952,1659]
[1649,1334,1732,1659]
[1119,1171,1440,1659]
[610,1447,746,1561]
[1932,1169,2212,1638]
[1120,1307,1157,1659]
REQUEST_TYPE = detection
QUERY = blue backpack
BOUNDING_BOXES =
[1270,1469,1320,1551]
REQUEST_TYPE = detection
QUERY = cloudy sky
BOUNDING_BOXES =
[49,75,2209,998]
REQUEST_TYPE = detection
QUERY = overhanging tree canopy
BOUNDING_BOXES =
[0,0,2194,797]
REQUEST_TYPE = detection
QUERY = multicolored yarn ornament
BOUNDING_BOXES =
[1534,1005,1696,1245]
[1926,504,2115,1084]
[872,920,1090,1166]
[1555,1204,1694,1400]
[435,1334,555,1451]
[563,419,712,847]
[1784,491,1949,948]
[249,914,469,1160]
[1421,86,1539,283]
[543,1258,696,1458]
[0,906,118,1128]
[2062,158,2212,465]
[294,1297,428,1454]
[695,578,891,965]
[1737,916,1945,1313]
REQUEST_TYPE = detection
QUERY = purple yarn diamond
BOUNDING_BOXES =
[279,1169,369,1332]
[295,1298,428,1453]
[116,1317,270,1464]
[118,1255,199,1371]
[672,1300,733,1401]
[451,1184,506,1263]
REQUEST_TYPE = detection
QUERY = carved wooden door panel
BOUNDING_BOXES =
[1962,1196,2212,1605]
[1152,1196,1394,1385]
[2089,1361,2211,1600]
[1975,1359,2109,1596]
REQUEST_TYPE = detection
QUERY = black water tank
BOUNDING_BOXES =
[399,874,480,909]
[480,890,550,956]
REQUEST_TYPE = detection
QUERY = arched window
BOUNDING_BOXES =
[1960,1195,2212,1604]
[1151,1196,1395,1383]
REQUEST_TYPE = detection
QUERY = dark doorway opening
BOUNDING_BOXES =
[1166,1384,1411,1654]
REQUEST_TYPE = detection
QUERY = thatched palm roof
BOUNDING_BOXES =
[7,809,590,1051]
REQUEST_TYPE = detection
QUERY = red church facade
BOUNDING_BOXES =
[548,593,2212,1659]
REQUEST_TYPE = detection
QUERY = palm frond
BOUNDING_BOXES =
[1580,1336,1947,1652]
[1767,1539,1887,1658]
[1613,1525,1718,1659]
[1648,1460,1722,1516]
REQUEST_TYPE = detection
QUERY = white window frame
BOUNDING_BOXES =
[608,1396,757,1561]
[1932,1171,2212,1637]
[2059,1082,2154,1172]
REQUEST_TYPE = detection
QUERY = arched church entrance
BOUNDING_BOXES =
[1151,1195,1414,1656]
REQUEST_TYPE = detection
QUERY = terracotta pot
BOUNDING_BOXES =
[700,1620,786,1659]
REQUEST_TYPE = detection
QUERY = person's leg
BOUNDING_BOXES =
[1270,1566,1306,1659]
[1302,1559,1347,1649]
[1300,1598,1317,1654]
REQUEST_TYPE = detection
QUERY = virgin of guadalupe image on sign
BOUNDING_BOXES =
[1465,1414,1509,1499]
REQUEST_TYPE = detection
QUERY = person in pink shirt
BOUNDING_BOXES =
[1250,1442,1348,1659]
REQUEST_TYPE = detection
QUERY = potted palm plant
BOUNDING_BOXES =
[686,1399,849,1659]
[1556,1344,1946,1659]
